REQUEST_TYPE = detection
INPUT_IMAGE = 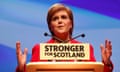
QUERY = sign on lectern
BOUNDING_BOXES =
[40,43,90,60]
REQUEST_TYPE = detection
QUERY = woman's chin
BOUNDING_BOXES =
[56,31,68,35]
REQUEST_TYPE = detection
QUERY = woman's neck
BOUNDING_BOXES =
[53,33,71,43]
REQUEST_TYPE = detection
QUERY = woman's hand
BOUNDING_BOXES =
[100,40,112,65]
[16,41,28,71]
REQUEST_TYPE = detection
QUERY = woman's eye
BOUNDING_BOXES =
[52,17,58,21]
[61,15,67,19]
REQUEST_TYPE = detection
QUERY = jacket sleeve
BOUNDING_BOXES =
[89,44,96,61]
[103,60,113,72]
[30,44,40,62]
[30,44,48,62]
[15,64,26,72]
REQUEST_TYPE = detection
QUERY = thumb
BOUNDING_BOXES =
[100,44,105,53]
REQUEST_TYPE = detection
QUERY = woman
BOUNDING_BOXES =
[16,3,113,72]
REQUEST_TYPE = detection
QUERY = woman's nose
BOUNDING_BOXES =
[58,18,62,24]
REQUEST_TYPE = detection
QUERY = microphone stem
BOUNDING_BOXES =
[44,33,85,43]
[71,34,82,40]
[65,34,84,43]
[52,36,65,43]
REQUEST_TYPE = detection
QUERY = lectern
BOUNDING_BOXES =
[26,43,104,72]
[26,62,104,72]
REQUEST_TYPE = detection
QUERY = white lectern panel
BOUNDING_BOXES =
[26,62,103,72]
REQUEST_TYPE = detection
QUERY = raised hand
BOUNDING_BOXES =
[100,40,112,64]
[16,41,28,71]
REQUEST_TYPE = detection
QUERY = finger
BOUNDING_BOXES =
[16,41,21,55]
[100,44,105,54]
[100,44,107,61]
[23,48,28,58]
[100,44,107,58]
[106,45,112,56]
[108,41,112,50]
[105,40,111,55]
[105,40,112,60]
[106,40,112,50]
[105,39,108,48]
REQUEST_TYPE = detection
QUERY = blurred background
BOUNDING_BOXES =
[0,0,120,72]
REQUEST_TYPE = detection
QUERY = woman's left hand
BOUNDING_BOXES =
[100,39,112,64]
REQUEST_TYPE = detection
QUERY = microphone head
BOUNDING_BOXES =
[81,34,85,38]
[44,32,48,36]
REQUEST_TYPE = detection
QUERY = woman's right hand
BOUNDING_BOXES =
[16,41,28,71]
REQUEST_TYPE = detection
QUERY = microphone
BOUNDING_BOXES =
[44,32,51,37]
[71,33,85,40]
[44,32,85,43]
[64,33,85,43]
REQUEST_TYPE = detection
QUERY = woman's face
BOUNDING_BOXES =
[50,10,72,36]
